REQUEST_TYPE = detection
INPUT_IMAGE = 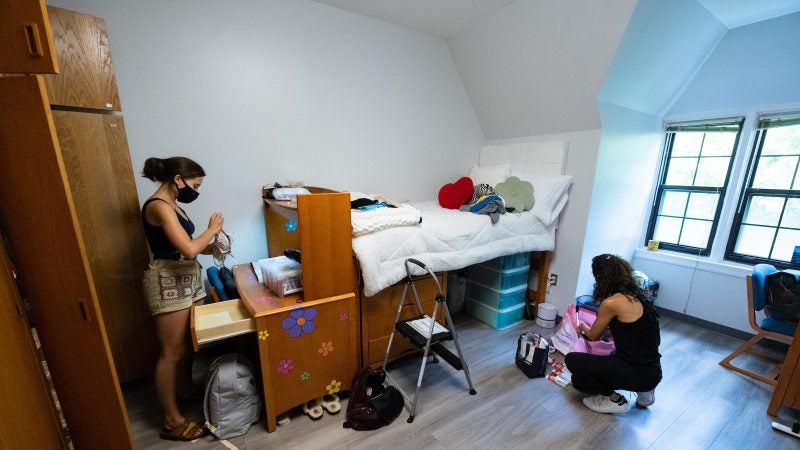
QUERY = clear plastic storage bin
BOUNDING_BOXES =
[467,264,530,291]
[466,299,525,330]
[480,252,530,271]
[465,281,527,310]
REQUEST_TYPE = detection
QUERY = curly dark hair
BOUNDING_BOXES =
[591,254,646,303]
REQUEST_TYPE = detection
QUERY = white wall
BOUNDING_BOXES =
[577,102,662,297]
[49,0,484,267]
[484,129,602,314]
[446,0,635,139]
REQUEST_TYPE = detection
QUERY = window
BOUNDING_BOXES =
[727,113,800,267]
[645,119,743,255]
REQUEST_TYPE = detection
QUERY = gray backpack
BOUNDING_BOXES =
[203,353,261,439]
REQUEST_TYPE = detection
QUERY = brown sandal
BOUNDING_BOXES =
[159,420,208,441]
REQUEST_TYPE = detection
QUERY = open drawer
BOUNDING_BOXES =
[190,299,256,351]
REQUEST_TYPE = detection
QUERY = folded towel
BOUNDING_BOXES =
[351,204,421,236]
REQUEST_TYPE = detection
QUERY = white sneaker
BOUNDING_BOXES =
[636,390,655,407]
[582,394,630,413]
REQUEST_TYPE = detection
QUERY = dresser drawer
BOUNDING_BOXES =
[190,299,256,351]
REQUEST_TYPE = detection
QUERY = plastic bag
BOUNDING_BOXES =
[551,304,615,356]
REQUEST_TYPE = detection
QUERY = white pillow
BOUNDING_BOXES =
[468,162,510,187]
[511,170,573,226]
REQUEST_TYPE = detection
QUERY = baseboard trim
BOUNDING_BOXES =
[656,306,790,353]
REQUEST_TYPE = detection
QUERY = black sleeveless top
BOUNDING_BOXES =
[141,198,195,260]
[609,298,661,368]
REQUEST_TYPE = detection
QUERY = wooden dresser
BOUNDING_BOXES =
[192,189,359,432]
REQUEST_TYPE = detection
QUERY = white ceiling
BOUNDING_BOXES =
[311,0,800,37]
[309,0,517,37]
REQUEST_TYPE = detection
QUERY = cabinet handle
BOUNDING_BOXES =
[77,298,92,322]
[23,23,44,58]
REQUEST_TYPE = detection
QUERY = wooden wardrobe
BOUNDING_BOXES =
[41,5,158,384]
[0,2,145,448]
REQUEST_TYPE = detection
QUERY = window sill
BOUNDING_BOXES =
[633,248,752,278]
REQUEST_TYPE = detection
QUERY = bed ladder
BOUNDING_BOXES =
[381,258,477,423]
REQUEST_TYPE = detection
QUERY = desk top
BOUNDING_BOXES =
[233,264,353,318]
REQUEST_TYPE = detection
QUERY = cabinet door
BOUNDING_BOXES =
[53,110,157,382]
[42,6,120,111]
[0,237,66,449]
[0,75,133,449]
[0,0,59,73]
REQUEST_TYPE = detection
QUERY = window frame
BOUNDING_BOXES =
[725,113,800,269]
[645,118,744,256]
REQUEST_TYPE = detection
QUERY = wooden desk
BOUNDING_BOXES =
[768,321,800,416]
[233,264,358,432]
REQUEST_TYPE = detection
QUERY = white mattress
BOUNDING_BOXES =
[352,201,556,297]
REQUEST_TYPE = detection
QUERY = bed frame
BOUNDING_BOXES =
[261,140,569,368]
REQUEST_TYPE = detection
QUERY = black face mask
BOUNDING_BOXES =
[175,176,199,204]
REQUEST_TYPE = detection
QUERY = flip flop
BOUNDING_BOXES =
[320,394,341,415]
[303,398,324,420]
[159,420,208,441]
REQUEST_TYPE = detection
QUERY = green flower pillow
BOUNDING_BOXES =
[494,176,534,212]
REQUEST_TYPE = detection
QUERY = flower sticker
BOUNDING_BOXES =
[318,341,334,356]
[258,330,269,340]
[339,312,349,322]
[326,379,341,394]
[245,275,256,281]
[300,371,310,381]
[277,358,294,375]
[285,219,298,232]
[255,294,272,303]
[281,307,317,338]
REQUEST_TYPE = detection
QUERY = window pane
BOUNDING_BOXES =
[665,158,697,185]
[761,125,800,156]
[686,192,719,220]
[752,156,797,189]
[695,157,730,187]
[660,191,688,216]
[653,216,681,244]
[701,132,736,156]
[734,225,775,258]
[772,228,800,262]
[781,198,800,229]
[672,132,703,156]
[743,196,784,226]
[679,219,711,248]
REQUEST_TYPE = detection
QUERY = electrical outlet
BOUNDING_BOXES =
[549,273,558,286]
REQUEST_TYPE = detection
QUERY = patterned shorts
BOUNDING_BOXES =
[143,259,206,315]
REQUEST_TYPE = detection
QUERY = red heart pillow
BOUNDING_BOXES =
[438,177,474,209]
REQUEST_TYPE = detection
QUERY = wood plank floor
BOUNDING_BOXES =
[122,314,800,449]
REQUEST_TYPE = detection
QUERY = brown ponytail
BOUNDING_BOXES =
[141,156,205,182]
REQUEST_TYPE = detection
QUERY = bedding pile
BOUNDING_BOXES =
[352,201,556,296]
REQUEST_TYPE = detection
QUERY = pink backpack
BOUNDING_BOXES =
[551,304,615,356]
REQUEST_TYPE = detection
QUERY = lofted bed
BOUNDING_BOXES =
[260,140,572,366]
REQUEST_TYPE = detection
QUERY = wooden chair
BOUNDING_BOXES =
[719,265,796,385]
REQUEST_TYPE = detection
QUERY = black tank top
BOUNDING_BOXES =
[609,299,661,367]
[141,198,195,259]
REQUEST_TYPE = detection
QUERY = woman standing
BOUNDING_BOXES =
[141,156,223,441]
[565,254,662,413]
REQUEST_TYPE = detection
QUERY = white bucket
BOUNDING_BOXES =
[536,303,558,328]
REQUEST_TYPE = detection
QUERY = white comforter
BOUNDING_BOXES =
[352,201,556,297]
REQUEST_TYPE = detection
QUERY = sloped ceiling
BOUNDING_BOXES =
[446,0,637,139]
[309,0,516,37]
[697,0,800,28]
[310,0,800,138]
